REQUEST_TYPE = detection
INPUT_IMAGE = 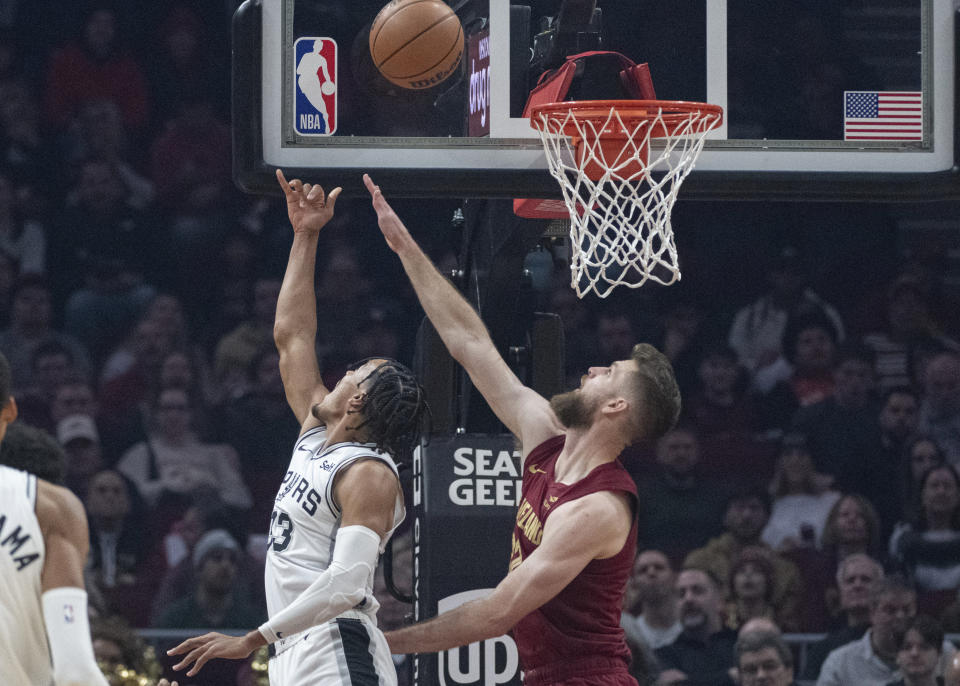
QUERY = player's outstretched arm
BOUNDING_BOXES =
[274,169,342,425]
[364,174,561,450]
[385,489,633,654]
[35,480,110,686]
[169,460,397,677]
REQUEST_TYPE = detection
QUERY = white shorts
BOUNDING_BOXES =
[269,615,397,686]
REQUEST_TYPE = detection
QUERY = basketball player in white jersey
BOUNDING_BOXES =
[168,170,429,685]
[0,351,115,686]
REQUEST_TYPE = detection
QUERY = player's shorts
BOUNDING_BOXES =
[522,656,638,686]
[269,612,397,686]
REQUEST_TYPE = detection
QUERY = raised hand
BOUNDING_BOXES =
[276,169,342,235]
[363,173,414,255]
[167,631,263,677]
[156,680,180,686]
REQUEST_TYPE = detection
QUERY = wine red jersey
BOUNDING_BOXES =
[508,435,639,685]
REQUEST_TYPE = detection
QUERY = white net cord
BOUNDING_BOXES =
[534,106,720,298]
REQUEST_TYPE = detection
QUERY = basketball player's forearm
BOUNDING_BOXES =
[385,600,507,655]
[396,243,492,359]
[275,232,321,345]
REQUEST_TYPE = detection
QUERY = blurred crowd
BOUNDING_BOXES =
[0,2,958,686]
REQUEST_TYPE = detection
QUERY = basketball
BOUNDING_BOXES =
[369,0,464,90]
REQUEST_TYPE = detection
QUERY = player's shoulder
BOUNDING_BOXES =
[35,479,86,532]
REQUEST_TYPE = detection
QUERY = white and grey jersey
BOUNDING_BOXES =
[0,465,51,686]
[264,426,404,627]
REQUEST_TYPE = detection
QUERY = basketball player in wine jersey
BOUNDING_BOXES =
[168,170,429,686]
[0,352,116,686]
[364,174,681,686]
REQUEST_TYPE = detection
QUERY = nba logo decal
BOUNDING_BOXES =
[294,37,337,135]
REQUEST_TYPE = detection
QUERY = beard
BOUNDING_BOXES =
[549,389,598,429]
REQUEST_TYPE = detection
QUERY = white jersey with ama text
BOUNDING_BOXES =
[264,425,404,633]
[0,465,51,686]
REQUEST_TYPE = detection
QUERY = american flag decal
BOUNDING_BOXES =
[844,91,923,141]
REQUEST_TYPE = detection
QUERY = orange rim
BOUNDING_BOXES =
[529,99,724,139]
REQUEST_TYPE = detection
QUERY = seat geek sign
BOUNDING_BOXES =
[413,434,522,686]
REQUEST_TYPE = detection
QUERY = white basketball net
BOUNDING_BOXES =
[533,105,721,298]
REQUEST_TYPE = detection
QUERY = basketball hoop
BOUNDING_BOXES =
[529,99,723,298]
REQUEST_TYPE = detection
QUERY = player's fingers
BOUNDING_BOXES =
[326,187,342,211]
[276,169,296,199]
[362,173,378,196]
[306,184,324,203]
[292,179,304,197]
[187,647,216,677]
[167,636,202,655]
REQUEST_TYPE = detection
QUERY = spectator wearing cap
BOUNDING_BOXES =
[684,487,803,633]
[57,412,103,497]
[862,273,960,392]
[728,245,844,375]
[153,529,263,630]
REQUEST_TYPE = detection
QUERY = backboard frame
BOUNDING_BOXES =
[233,0,960,201]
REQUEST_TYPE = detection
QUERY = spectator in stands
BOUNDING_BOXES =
[792,342,879,495]
[654,298,707,397]
[154,528,261,629]
[14,339,83,428]
[149,93,232,261]
[917,351,960,466]
[684,487,803,630]
[862,274,960,392]
[889,464,960,592]
[816,574,917,686]
[116,387,252,512]
[0,167,44,273]
[724,547,793,631]
[755,310,840,431]
[822,493,885,562]
[91,614,159,677]
[148,5,225,125]
[887,615,945,686]
[0,274,89,392]
[734,629,796,686]
[213,345,298,526]
[213,276,281,396]
[85,468,152,626]
[55,158,158,357]
[622,549,682,650]
[56,413,103,497]
[801,553,885,680]
[681,342,759,449]
[60,100,154,208]
[98,314,174,443]
[43,5,150,131]
[654,567,737,686]
[762,432,840,551]
[865,388,923,538]
[899,437,947,527]
[728,245,844,375]
[596,308,639,365]
[636,425,729,562]
[0,81,50,184]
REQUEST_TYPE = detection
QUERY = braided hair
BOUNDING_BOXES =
[348,358,430,462]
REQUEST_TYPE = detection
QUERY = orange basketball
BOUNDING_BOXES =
[370,0,464,90]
